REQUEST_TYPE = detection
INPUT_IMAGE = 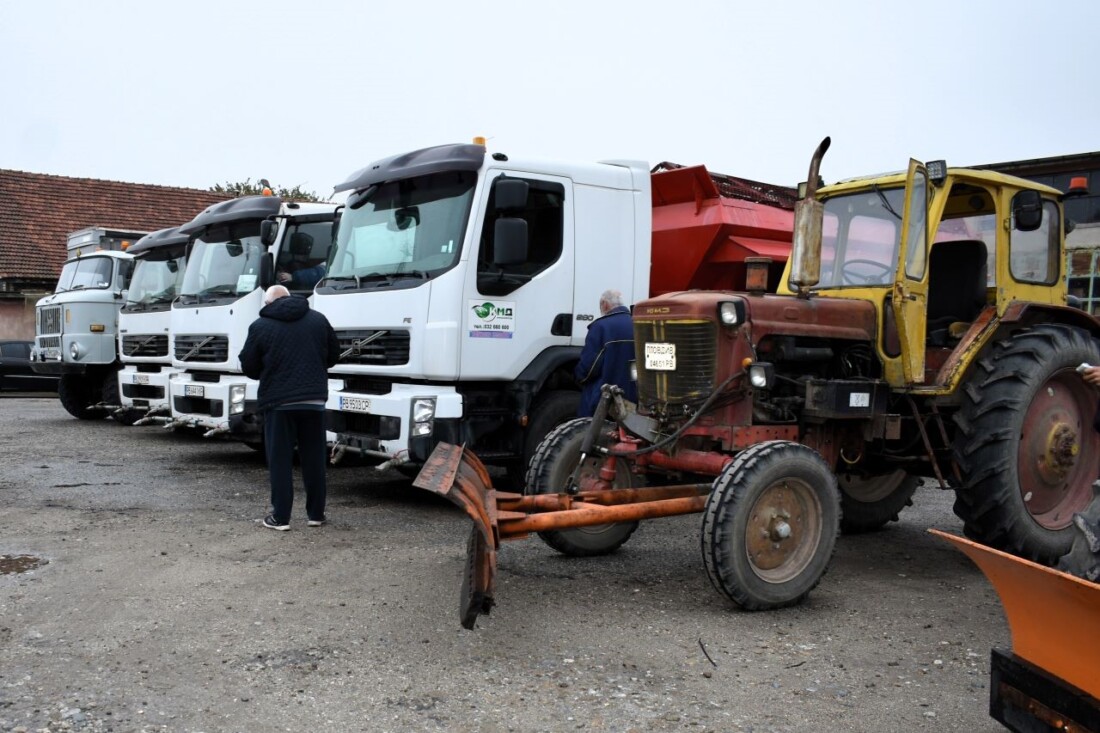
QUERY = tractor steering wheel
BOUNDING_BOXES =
[841,259,893,285]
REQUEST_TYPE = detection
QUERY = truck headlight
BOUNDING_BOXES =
[69,342,83,360]
[748,363,775,389]
[229,384,246,414]
[411,397,436,437]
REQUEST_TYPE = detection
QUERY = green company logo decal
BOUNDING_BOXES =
[472,302,513,321]
[473,302,495,320]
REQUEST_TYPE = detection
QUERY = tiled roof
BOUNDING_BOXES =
[0,169,233,282]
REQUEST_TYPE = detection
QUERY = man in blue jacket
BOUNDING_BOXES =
[239,285,341,530]
[575,289,637,417]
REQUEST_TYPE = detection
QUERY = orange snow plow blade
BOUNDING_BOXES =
[413,443,710,629]
[932,529,1100,731]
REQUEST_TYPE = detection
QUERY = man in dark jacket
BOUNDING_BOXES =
[575,289,637,417]
[239,285,340,530]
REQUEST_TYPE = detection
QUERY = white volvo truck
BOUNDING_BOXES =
[168,195,338,448]
[30,227,143,421]
[117,226,189,423]
[314,142,652,480]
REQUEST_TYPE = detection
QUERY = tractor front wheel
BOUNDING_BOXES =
[701,441,840,610]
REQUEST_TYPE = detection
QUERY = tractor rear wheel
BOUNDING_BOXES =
[837,470,918,533]
[525,417,639,556]
[58,375,107,420]
[953,324,1100,563]
[701,441,840,610]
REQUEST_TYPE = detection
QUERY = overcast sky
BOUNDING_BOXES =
[3,0,1097,198]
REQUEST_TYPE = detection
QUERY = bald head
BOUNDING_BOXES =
[264,285,290,305]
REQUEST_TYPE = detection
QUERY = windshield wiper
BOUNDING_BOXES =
[871,183,903,220]
[321,275,361,290]
[395,270,430,280]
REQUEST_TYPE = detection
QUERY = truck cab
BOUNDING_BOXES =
[117,226,189,422]
[30,227,142,420]
[168,195,338,446]
[314,142,650,475]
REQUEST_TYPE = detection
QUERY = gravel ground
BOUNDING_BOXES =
[0,397,1006,732]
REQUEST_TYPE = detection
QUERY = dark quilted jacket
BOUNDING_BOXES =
[238,295,340,411]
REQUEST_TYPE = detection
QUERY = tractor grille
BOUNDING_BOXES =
[174,334,229,363]
[336,329,410,366]
[122,334,169,358]
[634,320,717,411]
[38,306,62,336]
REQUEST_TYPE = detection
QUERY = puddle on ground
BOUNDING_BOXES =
[0,555,48,575]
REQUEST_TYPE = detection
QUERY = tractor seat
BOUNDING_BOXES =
[926,239,988,345]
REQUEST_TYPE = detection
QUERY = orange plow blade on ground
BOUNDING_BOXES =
[413,443,710,629]
[932,529,1100,731]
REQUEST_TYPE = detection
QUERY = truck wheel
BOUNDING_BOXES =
[701,441,840,610]
[525,417,639,556]
[101,372,141,426]
[57,375,107,420]
[953,324,1100,563]
[505,390,580,490]
[837,470,917,533]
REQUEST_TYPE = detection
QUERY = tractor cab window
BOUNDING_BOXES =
[936,182,997,287]
[815,187,904,288]
[477,176,564,296]
[1010,199,1060,285]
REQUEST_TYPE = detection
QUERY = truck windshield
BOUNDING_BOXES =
[124,255,186,311]
[814,186,906,289]
[55,256,114,293]
[323,171,476,290]
[178,222,264,304]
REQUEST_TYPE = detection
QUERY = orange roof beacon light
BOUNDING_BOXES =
[1066,176,1089,198]
[260,178,274,196]
[472,136,487,146]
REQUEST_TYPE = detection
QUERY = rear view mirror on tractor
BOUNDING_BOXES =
[1012,190,1044,231]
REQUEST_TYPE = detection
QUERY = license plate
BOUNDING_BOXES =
[340,396,371,413]
[185,384,204,397]
[133,374,150,385]
[644,342,676,371]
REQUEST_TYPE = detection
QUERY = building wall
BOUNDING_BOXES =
[0,296,41,339]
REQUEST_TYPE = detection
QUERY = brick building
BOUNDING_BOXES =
[0,170,232,339]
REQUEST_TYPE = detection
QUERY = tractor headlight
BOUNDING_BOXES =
[411,397,436,437]
[229,384,246,414]
[718,300,745,326]
[748,363,775,389]
[69,342,83,360]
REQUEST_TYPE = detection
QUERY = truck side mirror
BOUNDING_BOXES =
[260,219,279,246]
[494,179,529,211]
[493,218,528,266]
[1012,190,1043,232]
[259,252,274,289]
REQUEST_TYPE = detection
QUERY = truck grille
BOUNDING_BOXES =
[38,306,62,336]
[123,334,169,358]
[336,329,410,366]
[174,334,229,363]
[634,320,717,412]
[38,336,61,349]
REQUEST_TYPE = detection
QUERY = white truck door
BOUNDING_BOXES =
[460,171,575,379]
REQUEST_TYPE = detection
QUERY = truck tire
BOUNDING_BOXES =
[953,324,1100,563]
[524,417,639,556]
[505,390,580,490]
[837,470,917,533]
[701,441,840,611]
[57,375,107,420]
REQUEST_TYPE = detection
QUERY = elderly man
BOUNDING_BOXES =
[574,289,637,417]
[239,285,340,530]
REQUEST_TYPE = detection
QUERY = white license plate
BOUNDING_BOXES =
[185,384,204,397]
[644,342,676,371]
[133,374,150,385]
[341,396,371,413]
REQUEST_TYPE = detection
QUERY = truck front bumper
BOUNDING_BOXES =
[118,365,176,413]
[326,383,463,462]
[169,372,262,439]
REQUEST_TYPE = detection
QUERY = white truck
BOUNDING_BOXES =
[167,195,338,448]
[30,227,143,421]
[116,226,189,423]
[316,142,796,481]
